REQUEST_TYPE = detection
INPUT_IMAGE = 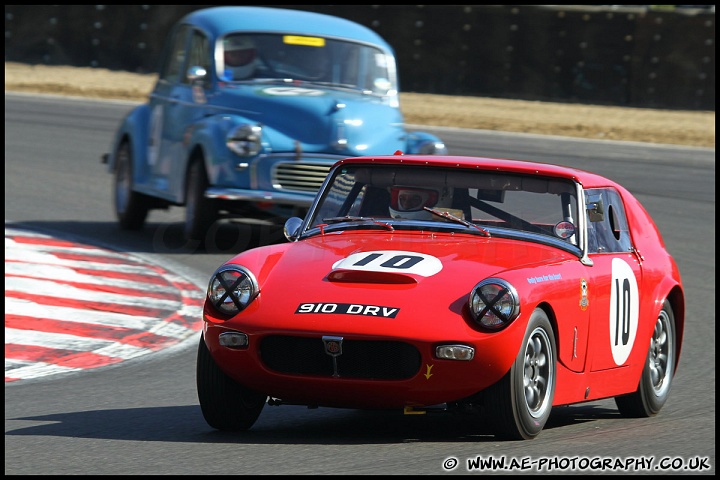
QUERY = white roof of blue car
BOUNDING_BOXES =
[181,6,392,51]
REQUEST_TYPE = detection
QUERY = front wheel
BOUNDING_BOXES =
[485,308,557,440]
[615,299,676,417]
[196,334,267,431]
[114,141,150,230]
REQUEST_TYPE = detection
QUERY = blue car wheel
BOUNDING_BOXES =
[114,141,150,230]
[184,159,218,244]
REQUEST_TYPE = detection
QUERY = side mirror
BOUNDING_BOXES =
[284,217,304,241]
[187,66,208,84]
[586,194,604,222]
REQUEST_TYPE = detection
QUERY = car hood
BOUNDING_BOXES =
[215,83,407,155]
[228,231,576,308]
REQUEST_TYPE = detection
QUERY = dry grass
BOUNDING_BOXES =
[6,62,714,148]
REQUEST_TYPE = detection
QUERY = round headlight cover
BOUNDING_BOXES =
[468,278,520,330]
[207,265,259,315]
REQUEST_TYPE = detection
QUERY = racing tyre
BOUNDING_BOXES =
[114,141,150,229]
[184,158,217,244]
[196,334,267,431]
[485,308,556,440]
[615,299,676,417]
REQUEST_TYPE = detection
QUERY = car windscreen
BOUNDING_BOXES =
[308,164,580,245]
[220,33,397,95]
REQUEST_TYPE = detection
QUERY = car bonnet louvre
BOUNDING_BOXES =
[326,269,419,284]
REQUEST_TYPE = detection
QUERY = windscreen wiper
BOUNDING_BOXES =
[423,207,491,237]
[320,216,394,231]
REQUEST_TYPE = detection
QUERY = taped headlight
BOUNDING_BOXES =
[468,278,519,330]
[207,265,259,315]
[226,124,262,157]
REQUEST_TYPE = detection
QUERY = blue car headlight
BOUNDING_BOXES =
[207,265,259,315]
[468,278,520,330]
[226,124,262,157]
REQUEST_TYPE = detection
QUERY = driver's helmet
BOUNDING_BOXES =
[224,36,256,79]
[389,187,453,220]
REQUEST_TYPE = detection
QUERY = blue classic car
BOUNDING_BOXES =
[102,6,447,244]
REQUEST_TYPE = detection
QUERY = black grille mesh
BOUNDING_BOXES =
[259,335,421,380]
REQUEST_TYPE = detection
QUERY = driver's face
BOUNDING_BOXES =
[391,188,439,212]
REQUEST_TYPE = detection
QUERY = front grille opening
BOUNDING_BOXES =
[273,164,332,193]
[259,335,421,380]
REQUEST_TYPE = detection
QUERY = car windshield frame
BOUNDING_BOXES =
[300,164,585,257]
[215,32,398,97]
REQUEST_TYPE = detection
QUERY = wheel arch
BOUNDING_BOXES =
[533,301,562,393]
[535,301,560,353]
[108,103,151,181]
[183,113,246,188]
[645,277,684,373]
[665,284,685,370]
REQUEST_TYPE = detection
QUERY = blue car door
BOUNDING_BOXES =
[149,26,211,201]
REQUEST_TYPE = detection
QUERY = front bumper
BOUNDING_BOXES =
[203,322,518,409]
[205,187,316,207]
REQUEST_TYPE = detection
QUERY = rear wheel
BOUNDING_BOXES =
[615,299,676,417]
[114,141,150,229]
[184,159,217,243]
[485,308,556,440]
[196,334,267,431]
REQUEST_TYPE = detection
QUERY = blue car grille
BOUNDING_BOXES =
[273,163,333,193]
[260,335,422,380]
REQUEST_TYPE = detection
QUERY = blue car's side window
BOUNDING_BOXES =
[160,25,190,84]
[184,29,210,85]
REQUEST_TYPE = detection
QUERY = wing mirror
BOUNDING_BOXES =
[187,66,208,84]
[586,194,604,222]
[284,217,304,241]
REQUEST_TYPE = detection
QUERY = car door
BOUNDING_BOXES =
[149,26,211,201]
[584,188,643,372]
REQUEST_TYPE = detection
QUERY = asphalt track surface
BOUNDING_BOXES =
[4,93,715,475]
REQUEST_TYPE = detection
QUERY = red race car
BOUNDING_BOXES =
[197,153,684,440]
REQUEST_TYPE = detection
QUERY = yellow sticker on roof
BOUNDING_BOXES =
[283,35,326,47]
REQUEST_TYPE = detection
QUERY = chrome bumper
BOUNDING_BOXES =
[204,187,315,207]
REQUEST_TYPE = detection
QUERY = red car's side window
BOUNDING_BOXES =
[586,188,632,253]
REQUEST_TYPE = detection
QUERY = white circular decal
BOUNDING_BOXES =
[609,257,639,365]
[332,250,442,277]
[261,87,325,96]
